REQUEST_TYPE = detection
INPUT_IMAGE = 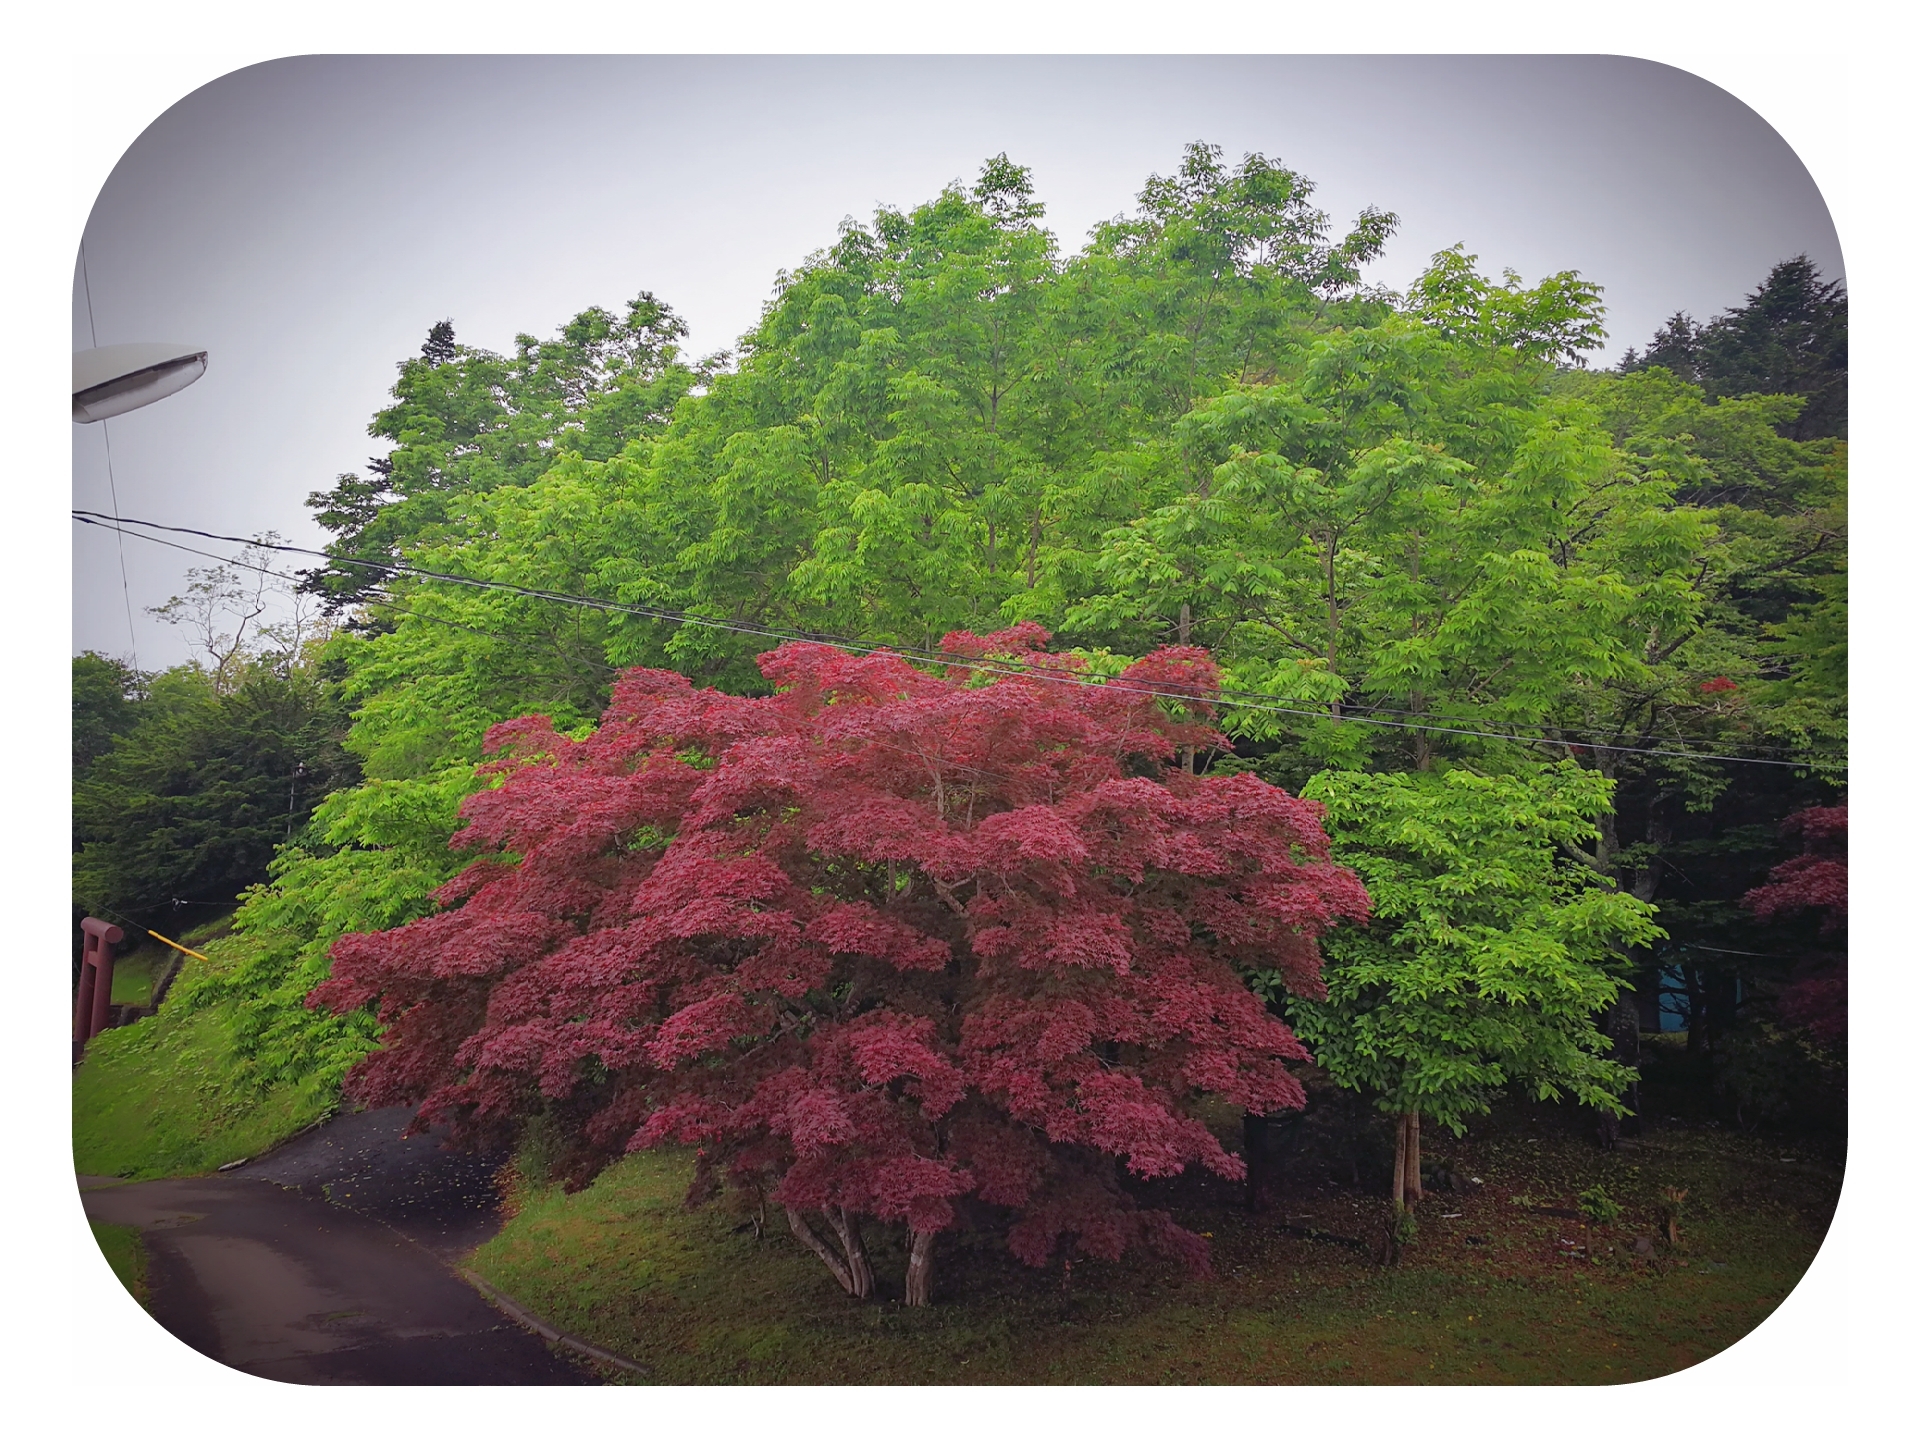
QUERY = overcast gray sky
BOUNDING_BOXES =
[72,54,1843,671]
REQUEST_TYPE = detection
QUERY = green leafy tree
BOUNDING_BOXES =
[1547,360,1845,1066]
[73,651,142,776]
[1287,764,1663,1205]
[302,298,700,611]
[72,661,359,933]
[1062,253,1686,787]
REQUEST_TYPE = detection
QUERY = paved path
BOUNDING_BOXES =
[81,1108,592,1385]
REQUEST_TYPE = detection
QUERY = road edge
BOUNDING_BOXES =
[458,1267,651,1378]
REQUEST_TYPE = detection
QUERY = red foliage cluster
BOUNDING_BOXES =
[312,627,1367,1295]
[1744,805,1846,1044]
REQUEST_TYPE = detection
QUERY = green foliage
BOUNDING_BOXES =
[170,769,477,1103]
[303,298,701,610]
[1711,1020,1845,1130]
[72,659,359,931]
[1403,243,1608,362]
[72,651,141,775]
[1577,1185,1623,1225]
[170,461,635,1100]
[1289,765,1664,1131]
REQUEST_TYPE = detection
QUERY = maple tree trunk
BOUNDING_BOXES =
[827,1207,875,1299]
[787,1208,857,1295]
[1405,1110,1423,1205]
[905,1228,936,1307]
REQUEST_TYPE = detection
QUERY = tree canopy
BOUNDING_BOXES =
[1619,256,1846,441]
[1289,765,1663,1166]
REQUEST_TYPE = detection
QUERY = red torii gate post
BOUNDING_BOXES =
[74,917,125,1061]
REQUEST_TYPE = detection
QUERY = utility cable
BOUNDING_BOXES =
[61,515,624,680]
[72,507,1844,760]
[73,509,1845,771]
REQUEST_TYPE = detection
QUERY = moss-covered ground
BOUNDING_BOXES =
[469,1100,1841,1386]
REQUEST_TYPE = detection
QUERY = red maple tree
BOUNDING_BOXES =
[312,625,1367,1303]
[1744,805,1846,1044]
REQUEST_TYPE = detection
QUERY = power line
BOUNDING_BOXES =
[72,509,1841,771]
[360,589,622,675]
[73,507,1841,759]
[74,518,1032,800]
[73,509,1845,771]
[61,517,625,679]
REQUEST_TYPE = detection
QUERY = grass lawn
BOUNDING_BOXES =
[73,919,336,1179]
[468,1101,1840,1385]
[90,1222,150,1310]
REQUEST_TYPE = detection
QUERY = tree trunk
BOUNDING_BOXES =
[1602,990,1642,1139]
[1684,965,1707,1054]
[826,1207,874,1299]
[787,1208,856,1295]
[1391,1111,1408,1207]
[786,1207,874,1299]
[905,1228,936,1307]
[1405,1110,1423,1205]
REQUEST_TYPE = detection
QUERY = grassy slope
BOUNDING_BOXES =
[72,922,336,1179]
[108,941,165,1006]
[469,1110,1840,1386]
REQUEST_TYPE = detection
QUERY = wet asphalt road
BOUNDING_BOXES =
[80,1107,593,1385]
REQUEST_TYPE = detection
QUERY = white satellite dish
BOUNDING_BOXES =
[73,342,208,423]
